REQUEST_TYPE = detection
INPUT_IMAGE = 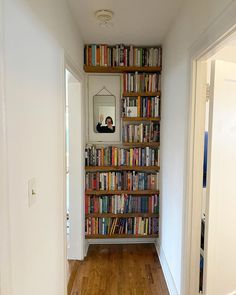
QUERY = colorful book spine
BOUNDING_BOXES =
[85,146,159,167]
[123,72,160,93]
[122,96,160,118]
[122,122,160,143]
[85,194,159,214]
[85,217,158,235]
[84,44,162,67]
[85,172,159,191]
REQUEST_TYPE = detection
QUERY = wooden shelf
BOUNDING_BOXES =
[85,190,159,195]
[85,234,158,239]
[84,65,161,73]
[122,117,161,122]
[122,142,160,148]
[86,213,159,218]
[85,166,160,172]
[123,91,161,97]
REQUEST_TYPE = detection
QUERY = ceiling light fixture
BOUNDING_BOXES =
[95,9,114,27]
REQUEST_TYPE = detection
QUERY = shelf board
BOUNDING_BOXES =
[122,117,161,122]
[85,190,159,195]
[85,234,158,239]
[122,142,160,148]
[86,213,159,218]
[123,91,161,97]
[85,166,160,172]
[84,65,161,73]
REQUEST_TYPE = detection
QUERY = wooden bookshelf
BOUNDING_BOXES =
[122,142,160,148]
[85,234,158,239]
[123,91,161,97]
[122,117,161,122]
[84,44,161,240]
[86,213,159,218]
[85,190,159,195]
[85,166,160,172]
[84,65,161,73]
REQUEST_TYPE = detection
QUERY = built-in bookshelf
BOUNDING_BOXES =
[84,43,161,239]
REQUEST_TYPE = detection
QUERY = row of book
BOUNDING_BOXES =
[123,73,160,93]
[122,96,160,118]
[85,145,159,167]
[85,217,159,235]
[85,194,159,214]
[85,172,159,191]
[122,123,160,143]
[84,44,162,67]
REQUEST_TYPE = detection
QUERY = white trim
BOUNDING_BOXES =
[58,50,68,295]
[182,2,236,295]
[155,241,178,295]
[88,238,157,244]
[60,52,85,294]
[0,0,12,293]
[84,241,89,257]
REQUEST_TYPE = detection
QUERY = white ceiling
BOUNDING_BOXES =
[67,0,184,45]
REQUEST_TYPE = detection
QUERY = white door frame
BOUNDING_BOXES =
[182,2,236,295]
[61,53,85,288]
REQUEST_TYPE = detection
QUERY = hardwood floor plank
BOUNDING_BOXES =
[70,244,169,295]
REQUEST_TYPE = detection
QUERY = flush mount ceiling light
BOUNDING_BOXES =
[95,9,114,27]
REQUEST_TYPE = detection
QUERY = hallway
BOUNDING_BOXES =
[70,244,169,295]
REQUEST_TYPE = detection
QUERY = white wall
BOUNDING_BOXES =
[2,0,84,294]
[0,0,12,293]
[160,0,233,294]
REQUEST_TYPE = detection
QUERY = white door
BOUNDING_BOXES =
[204,60,236,295]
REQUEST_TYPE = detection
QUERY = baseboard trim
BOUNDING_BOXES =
[155,241,179,295]
[88,238,157,244]
[84,240,89,257]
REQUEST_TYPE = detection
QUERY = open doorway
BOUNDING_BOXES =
[188,30,236,295]
[65,67,85,287]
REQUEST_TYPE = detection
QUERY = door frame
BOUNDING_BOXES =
[182,2,236,295]
[61,53,85,289]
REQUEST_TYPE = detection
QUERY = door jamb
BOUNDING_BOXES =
[61,52,85,293]
[182,3,236,294]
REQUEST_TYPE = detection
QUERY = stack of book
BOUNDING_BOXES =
[85,217,159,235]
[122,122,160,143]
[85,194,159,214]
[85,145,159,167]
[122,96,160,118]
[85,171,159,191]
[123,72,160,93]
[84,44,162,67]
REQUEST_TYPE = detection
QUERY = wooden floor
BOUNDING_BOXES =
[70,243,169,295]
